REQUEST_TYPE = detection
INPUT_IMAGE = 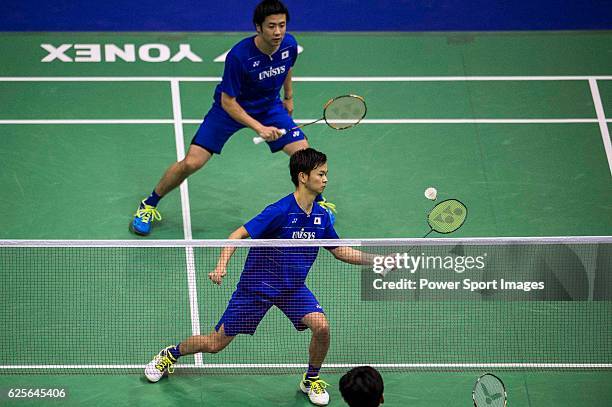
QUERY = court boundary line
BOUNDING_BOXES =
[1,76,612,81]
[1,75,609,176]
[170,79,203,367]
[2,76,609,374]
[588,79,612,176]
[0,119,175,124]
[0,119,605,125]
[1,236,611,247]
[1,363,610,369]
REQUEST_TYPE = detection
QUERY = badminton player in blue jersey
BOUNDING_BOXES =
[130,0,335,236]
[145,149,374,406]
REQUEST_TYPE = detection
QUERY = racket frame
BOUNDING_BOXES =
[426,198,468,234]
[322,94,367,130]
[252,94,366,144]
[472,373,507,407]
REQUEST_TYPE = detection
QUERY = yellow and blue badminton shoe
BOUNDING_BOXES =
[317,197,336,225]
[130,200,162,236]
[300,374,330,406]
[144,346,177,383]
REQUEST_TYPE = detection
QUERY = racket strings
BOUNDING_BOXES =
[324,95,367,130]
[427,199,467,234]
[473,374,507,407]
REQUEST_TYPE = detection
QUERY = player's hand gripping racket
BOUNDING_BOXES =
[377,199,467,277]
[252,94,367,144]
[473,373,507,407]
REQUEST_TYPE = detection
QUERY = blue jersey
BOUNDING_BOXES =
[241,193,339,294]
[214,33,299,115]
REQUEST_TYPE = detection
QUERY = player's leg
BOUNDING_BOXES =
[144,326,234,383]
[131,106,243,235]
[277,286,331,406]
[178,325,235,355]
[300,312,331,406]
[302,312,331,372]
[144,287,273,382]
[282,138,309,155]
[154,144,212,197]
[130,144,212,236]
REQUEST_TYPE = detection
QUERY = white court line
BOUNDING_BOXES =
[2,236,611,247]
[318,119,598,124]
[1,363,610,369]
[0,77,217,82]
[0,119,173,124]
[170,79,203,367]
[0,118,599,125]
[2,76,612,82]
[293,76,612,82]
[588,79,612,176]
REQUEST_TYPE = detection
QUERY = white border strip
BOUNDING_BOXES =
[588,79,612,176]
[293,76,612,82]
[170,80,192,241]
[1,236,611,248]
[0,119,174,124]
[1,76,612,82]
[0,77,218,82]
[290,119,599,124]
[0,118,599,125]
[1,363,610,369]
[170,79,203,367]
[0,118,598,125]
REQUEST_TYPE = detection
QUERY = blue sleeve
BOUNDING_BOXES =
[323,222,339,240]
[244,205,285,239]
[290,35,298,68]
[291,49,298,68]
[323,218,339,249]
[220,52,243,98]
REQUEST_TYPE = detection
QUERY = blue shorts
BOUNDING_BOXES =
[215,285,324,336]
[191,103,306,154]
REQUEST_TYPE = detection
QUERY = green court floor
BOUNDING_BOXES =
[0,31,611,406]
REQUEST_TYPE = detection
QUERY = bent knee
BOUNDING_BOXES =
[311,321,330,337]
[182,156,206,173]
[208,340,229,354]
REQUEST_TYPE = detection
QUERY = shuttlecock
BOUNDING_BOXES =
[424,187,437,200]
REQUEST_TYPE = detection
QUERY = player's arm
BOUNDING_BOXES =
[322,221,376,266]
[208,225,250,285]
[328,247,377,266]
[282,68,294,115]
[221,92,283,142]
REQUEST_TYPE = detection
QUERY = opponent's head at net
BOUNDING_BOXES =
[340,366,385,407]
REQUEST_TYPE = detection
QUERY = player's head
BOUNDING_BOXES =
[339,366,385,407]
[290,148,328,193]
[253,0,289,47]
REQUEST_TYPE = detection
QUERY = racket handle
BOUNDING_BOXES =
[252,129,287,145]
[373,267,394,278]
[375,254,400,277]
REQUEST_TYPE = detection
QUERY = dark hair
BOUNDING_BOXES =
[339,366,384,407]
[253,0,290,27]
[289,148,327,187]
